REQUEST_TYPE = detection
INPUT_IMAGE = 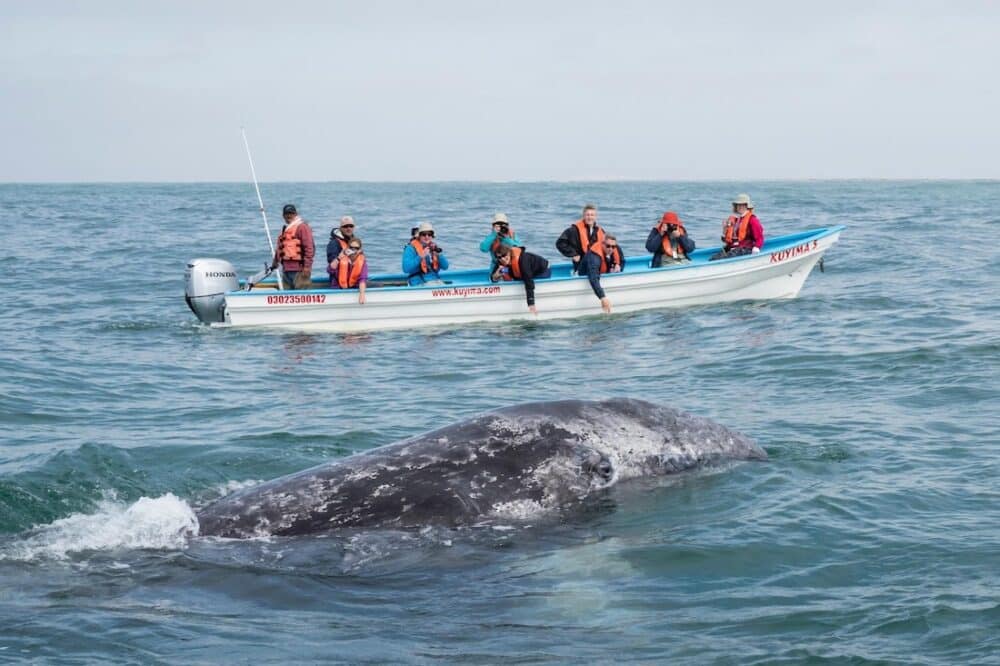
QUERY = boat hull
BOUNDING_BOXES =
[214,226,843,333]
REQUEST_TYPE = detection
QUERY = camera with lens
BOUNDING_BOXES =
[496,222,509,235]
[432,245,443,253]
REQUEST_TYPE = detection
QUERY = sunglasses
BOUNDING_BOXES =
[605,243,618,249]
[341,223,355,228]
[419,231,435,237]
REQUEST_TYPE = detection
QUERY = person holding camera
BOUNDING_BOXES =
[491,244,551,315]
[402,221,450,285]
[479,213,523,269]
[646,211,695,267]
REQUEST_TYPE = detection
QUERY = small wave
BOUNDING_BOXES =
[0,494,198,562]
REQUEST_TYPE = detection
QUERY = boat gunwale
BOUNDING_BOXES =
[226,225,845,298]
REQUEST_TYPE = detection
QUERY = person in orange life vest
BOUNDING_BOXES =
[491,244,552,315]
[330,237,368,304]
[327,215,357,270]
[270,203,316,289]
[709,193,764,261]
[646,211,695,267]
[582,234,625,314]
[479,212,523,271]
[556,204,604,274]
[402,222,450,285]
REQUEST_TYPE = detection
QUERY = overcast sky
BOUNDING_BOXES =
[2,1,998,182]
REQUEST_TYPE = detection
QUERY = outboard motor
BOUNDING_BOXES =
[185,258,239,324]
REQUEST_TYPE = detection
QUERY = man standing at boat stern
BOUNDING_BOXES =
[271,204,316,289]
[556,204,605,274]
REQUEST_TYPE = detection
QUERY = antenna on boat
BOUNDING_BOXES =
[241,127,283,290]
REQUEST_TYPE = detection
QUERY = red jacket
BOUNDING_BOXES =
[274,218,315,272]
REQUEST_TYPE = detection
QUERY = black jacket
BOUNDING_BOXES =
[556,223,603,266]
[493,250,550,306]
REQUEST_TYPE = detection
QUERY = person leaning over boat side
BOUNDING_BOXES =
[491,244,551,315]
[710,193,764,261]
[402,222,450,285]
[327,216,357,281]
[270,204,315,289]
[646,211,695,267]
[331,237,368,304]
[582,234,625,313]
[556,204,605,274]
[480,212,523,270]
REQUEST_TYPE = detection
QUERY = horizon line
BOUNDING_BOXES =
[2,177,998,186]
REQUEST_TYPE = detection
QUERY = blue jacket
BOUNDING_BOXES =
[581,249,626,300]
[645,227,696,267]
[480,231,523,270]
[402,243,450,285]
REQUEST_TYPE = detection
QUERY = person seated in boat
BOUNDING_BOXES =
[270,203,315,289]
[556,204,606,274]
[582,234,625,314]
[330,237,368,304]
[403,222,450,285]
[480,213,523,270]
[646,211,695,267]
[327,216,357,268]
[710,193,764,261]
[491,244,551,315]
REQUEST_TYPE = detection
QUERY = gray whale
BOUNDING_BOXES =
[196,398,765,538]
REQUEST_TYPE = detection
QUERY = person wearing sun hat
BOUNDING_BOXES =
[646,210,695,267]
[479,212,523,270]
[710,193,764,261]
[402,222,450,285]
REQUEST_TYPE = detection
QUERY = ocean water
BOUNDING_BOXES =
[0,181,998,664]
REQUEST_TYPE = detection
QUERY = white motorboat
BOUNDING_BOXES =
[185,226,844,333]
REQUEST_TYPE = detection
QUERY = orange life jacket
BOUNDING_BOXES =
[722,213,752,247]
[658,221,689,259]
[497,247,524,281]
[279,219,303,261]
[330,235,348,253]
[574,220,604,256]
[409,238,439,274]
[491,228,515,254]
[337,253,365,288]
[591,244,623,274]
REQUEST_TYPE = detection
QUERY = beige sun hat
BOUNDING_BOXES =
[417,221,435,233]
[492,213,509,224]
[732,193,754,208]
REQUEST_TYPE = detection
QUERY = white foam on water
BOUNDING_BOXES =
[0,493,199,562]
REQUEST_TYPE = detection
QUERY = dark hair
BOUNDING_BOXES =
[282,204,297,215]
[582,204,597,214]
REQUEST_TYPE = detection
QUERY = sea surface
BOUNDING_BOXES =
[0,181,998,664]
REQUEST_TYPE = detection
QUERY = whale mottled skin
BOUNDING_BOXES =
[196,398,765,538]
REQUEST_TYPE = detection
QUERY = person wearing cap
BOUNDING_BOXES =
[327,216,357,277]
[479,213,523,270]
[556,204,605,274]
[491,244,551,315]
[710,194,764,261]
[646,211,695,267]
[582,233,625,313]
[270,204,315,289]
[402,222,450,285]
